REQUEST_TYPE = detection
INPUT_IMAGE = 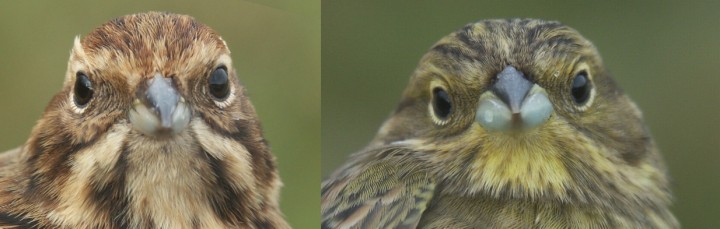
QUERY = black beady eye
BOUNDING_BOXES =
[432,88,452,119]
[209,66,230,99]
[571,71,591,105]
[74,72,94,107]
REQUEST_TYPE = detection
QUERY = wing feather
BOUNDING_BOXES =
[321,148,435,229]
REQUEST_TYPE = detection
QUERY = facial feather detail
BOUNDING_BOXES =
[323,19,677,228]
[0,12,288,229]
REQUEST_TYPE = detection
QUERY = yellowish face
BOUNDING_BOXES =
[374,19,668,203]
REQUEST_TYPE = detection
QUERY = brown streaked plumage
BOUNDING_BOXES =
[0,12,289,228]
[322,19,678,228]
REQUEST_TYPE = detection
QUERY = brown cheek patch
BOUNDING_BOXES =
[196,95,277,192]
[20,88,117,210]
[23,119,100,208]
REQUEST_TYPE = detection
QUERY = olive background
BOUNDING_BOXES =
[0,1,319,228]
[321,1,720,227]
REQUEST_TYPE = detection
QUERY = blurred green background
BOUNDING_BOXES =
[322,1,720,227]
[0,1,318,228]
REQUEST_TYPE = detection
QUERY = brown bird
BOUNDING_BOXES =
[322,19,677,228]
[0,12,289,228]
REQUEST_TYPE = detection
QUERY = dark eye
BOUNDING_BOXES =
[74,72,94,107]
[571,71,591,105]
[432,87,452,120]
[209,66,230,99]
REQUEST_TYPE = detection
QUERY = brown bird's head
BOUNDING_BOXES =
[61,12,238,141]
[2,12,287,228]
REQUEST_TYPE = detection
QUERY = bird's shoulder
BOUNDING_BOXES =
[0,147,38,229]
[0,147,21,169]
[321,146,435,229]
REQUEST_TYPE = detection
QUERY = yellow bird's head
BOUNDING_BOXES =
[371,19,671,206]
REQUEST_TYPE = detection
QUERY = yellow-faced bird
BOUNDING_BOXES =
[322,19,678,228]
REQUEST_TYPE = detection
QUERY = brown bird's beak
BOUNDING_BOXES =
[476,66,553,132]
[129,73,191,137]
